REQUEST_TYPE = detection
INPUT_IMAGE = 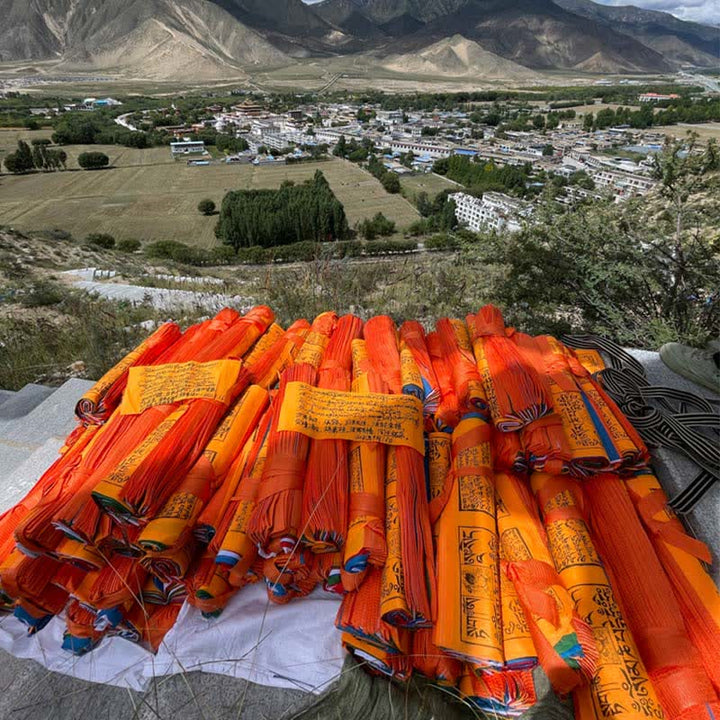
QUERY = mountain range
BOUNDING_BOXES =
[0,0,717,81]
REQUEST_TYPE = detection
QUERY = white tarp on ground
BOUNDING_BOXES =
[0,585,344,693]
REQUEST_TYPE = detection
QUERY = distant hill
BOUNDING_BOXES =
[380,34,541,79]
[553,0,720,68]
[0,0,717,79]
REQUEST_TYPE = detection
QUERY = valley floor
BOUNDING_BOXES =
[0,136,419,246]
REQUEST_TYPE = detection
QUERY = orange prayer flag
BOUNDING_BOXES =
[496,470,598,693]
[434,415,504,668]
[75,321,182,424]
[302,314,363,553]
[583,473,719,719]
[136,384,269,553]
[248,312,337,558]
[426,331,461,430]
[530,472,665,720]
[342,339,387,590]
[626,471,720,696]
[365,316,435,628]
[436,317,488,418]
[469,305,551,431]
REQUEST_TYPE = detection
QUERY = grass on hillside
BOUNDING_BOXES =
[0,225,488,389]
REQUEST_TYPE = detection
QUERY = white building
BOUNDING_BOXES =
[590,169,655,198]
[450,191,531,234]
[170,141,206,156]
[388,140,451,159]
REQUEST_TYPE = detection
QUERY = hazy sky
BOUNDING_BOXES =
[593,0,720,25]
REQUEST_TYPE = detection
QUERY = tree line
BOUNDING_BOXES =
[433,155,531,197]
[3,139,67,173]
[215,170,351,251]
[584,97,720,131]
[2,139,109,174]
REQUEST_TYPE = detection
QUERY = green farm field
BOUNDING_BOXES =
[0,132,419,247]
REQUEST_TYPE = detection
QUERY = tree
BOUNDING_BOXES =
[433,157,449,175]
[583,112,594,132]
[16,140,34,172]
[333,135,347,158]
[78,151,109,170]
[198,199,216,216]
[4,140,35,174]
[381,172,401,194]
[542,144,555,157]
[465,137,719,348]
[358,212,396,240]
[533,114,546,130]
[215,171,350,251]
[416,191,433,217]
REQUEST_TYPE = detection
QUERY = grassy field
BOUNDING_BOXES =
[652,122,720,142]
[0,133,418,246]
[399,172,460,202]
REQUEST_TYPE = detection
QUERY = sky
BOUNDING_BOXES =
[593,0,720,25]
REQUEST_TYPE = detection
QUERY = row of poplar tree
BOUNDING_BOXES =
[4,139,67,174]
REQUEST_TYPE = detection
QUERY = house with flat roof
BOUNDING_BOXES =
[170,141,206,156]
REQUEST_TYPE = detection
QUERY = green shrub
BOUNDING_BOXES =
[198,199,216,216]
[21,280,64,308]
[144,240,213,266]
[78,151,110,170]
[86,233,116,249]
[117,238,141,253]
[425,234,459,251]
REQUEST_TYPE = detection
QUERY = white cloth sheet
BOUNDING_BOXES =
[0,585,344,692]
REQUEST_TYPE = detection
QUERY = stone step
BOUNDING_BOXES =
[0,384,55,421]
[0,378,94,446]
[0,379,94,488]
[0,389,15,409]
[0,437,67,514]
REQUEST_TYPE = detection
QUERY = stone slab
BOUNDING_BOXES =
[0,378,94,447]
[0,389,15,409]
[0,384,55,421]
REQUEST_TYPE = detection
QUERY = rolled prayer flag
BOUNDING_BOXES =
[469,306,551,431]
[583,473,719,719]
[625,471,720,694]
[496,471,596,693]
[366,316,435,628]
[342,340,387,590]
[75,321,182,424]
[530,472,664,720]
[426,331,461,431]
[399,321,441,421]
[136,384,269,553]
[218,410,272,581]
[248,311,337,558]
[302,314,363,553]
[434,415,504,668]
[436,317,488,418]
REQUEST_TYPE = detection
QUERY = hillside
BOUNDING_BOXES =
[0,0,296,79]
[380,34,541,79]
[0,0,717,78]
[554,0,720,68]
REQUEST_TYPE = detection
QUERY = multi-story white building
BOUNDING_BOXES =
[590,169,655,198]
[450,191,532,234]
[388,140,451,159]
